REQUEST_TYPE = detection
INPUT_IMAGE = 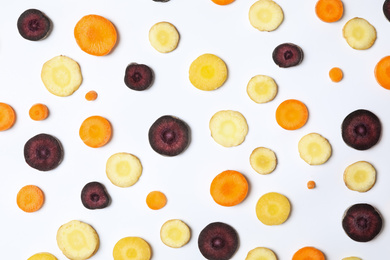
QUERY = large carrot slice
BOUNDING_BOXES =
[74,14,117,56]
[275,99,308,130]
[315,0,343,23]
[210,170,248,206]
[292,246,325,260]
[79,116,112,148]
[0,102,16,131]
[375,56,390,90]
[17,185,44,212]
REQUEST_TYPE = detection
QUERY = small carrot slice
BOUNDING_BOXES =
[292,246,325,260]
[275,99,308,130]
[146,191,167,210]
[211,0,235,5]
[307,180,316,189]
[329,67,343,82]
[375,56,390,90]
[0,103,16,131]
[79,115,112,148]
[315,0,343,23]
[29,103,49,121]
[17,185,44,212]
[74,14,117,56]
[85,90,98,101]
[210,170,248,207]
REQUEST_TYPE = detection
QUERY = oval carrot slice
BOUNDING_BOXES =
[292,246,325,260]
[146,191,167,210]
[17,185,44,212]
[79,115,112,148]
[315,0,343,23]
[0,102,16,131]
[85,90,98,101]
[29,103,49,121]
[210,170,248,207]
[74,14,117,56]
[329,67,343,82]
[375,56,390,90]
[275,99,308,130]
[211,0,235,5]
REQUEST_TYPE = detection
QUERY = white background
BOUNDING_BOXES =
[0,0,389,259]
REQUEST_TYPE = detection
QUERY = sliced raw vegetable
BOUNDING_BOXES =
[298,133,332,165]
[343,17,376,50]
[247,75,278,103]
[106,152,143,188]
[249,0,284,31]
[160,219,191,248]
[149,22,179,53]
[344,161,376,192]
[79,116,112,148]
[250,147,277,175]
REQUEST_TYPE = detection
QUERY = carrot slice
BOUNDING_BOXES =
[375,56,390,90]
[0,102,16,131]
[329,67,343,82]
[17,185,44,212]
[211,0,235,5]
[275,99,308,130]
[292,246,325,260]
[74,14,117,56]
[210,170,248,207]
[85,90,98,101]
[79,115,112,148]
[29,103,49,121]
[146,191,167,210]
[315,0,343,23]
[307,180,316,189]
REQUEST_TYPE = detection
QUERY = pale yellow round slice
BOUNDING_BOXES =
[106,152,143,188]
[298,133,331,165]
[149,22,179,53]
[28,252,58,260]
[344,161,376,192]
[209,110,248,147]
[247,75,277,103]
[41,55,82,97]
[113,237,151,260]
[343,17,376,50]
[342,257,362,260]
[246,247,277,260]
[250,147,277,175]
[56,220,99,260]
[249,0,284,32]
[160,219,191,248]
[189,53,228,91]
[256,192,290,225]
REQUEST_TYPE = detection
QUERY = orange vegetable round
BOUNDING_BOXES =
[211,0,235,5]
[0,102,16,131]
[292,246,325,260]
[85,90,98,101]
[275,99,308,130]
[210,170,248,207]
[74,14,117,56]
[29,103,49,121]
[375,56,390,90]
[17,185,44,212]
[315,0,343,23]
[146,191,167,210]
[79,115,112,148]
[329,67,343,82]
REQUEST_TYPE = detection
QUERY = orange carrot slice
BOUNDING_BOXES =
[29,103,49,121]
[307,180,316,189]
[292,246,325,260]
[146,191,167,210]
[79,116,112,148]
[17,185,44,212]
[0,102,16,131]
[210,170,248,207]
[85,90,98,101]
[211,0,235,5]
[74,14,117,56]
[275,99,308,130]
[329,67,343,82]
[375,56,390,90]
[315,0,343,23]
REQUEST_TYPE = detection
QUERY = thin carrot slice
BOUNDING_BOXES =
[85,90,98,101]
[74,14,117,56]
[0,102,16,131]
[307,180,316,189]
[292,246,325,260]
[146,191,167,210]
[29,103,49,121]
[210,170,248,207]
[275,99,308,130]
[79,115,112,148]
[17,185,44,212]
[315,0,343,23]
[329,67,343,82]
[211,0,235,5]
[375,56,390,90]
